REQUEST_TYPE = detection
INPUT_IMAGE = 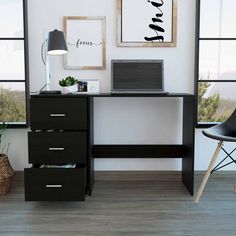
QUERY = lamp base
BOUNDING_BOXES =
[39,90,62,95]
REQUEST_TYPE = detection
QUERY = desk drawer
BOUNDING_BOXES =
[24,166,85,201]
[30,98,87,130]
[28,132,87,164]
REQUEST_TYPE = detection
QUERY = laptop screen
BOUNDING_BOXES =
[111,60,164,91]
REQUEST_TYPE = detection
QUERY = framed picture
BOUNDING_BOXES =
[77,80,100,94]
[117,0,177,47]
[63,16,106,70]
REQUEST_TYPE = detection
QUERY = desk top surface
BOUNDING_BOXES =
[31,92,195,98]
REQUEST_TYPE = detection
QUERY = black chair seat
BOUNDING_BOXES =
[202,109,236,142]
[203,125,236,142]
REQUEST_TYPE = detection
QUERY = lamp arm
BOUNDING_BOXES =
[40,38,50,91]
[41,40,47,65]
[39,83,47,93]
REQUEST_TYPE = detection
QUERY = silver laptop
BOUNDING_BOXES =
[111,60,168,94]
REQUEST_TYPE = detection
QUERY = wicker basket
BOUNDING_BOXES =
[0,154,14,195]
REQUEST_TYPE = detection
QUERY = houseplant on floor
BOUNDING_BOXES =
[0,122,14,195]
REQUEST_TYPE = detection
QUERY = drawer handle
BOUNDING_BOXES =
[46,185,62,188]
[49,147,65,151]
[50,114,66,117]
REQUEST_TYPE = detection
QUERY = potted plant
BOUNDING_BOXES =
[0,122,8,159]
[0,122,14,195]
[59,76,78,94]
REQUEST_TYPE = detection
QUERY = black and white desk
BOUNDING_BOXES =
[25,93,195,201]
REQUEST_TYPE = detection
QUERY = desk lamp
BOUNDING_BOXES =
[40,29,68,94]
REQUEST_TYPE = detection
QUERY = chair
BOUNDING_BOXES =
[195,109,236,203]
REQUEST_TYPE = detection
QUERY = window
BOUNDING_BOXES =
[195,0,236,126]
[0,0,29,127]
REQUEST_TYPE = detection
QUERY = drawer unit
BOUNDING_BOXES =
[30,98,87,130]
[28,131,87,164]
[26,95,94,201]
[25,166,85,201]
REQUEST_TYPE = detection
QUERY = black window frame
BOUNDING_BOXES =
[0,0,29,128]
[194,0,236,128]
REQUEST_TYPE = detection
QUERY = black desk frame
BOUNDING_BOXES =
[32,93,195,196]
[91,93,195,195]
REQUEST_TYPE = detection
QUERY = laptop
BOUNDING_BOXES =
[111,60,168,94]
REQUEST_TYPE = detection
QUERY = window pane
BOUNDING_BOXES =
[198,82,236,122]
[199,40,236,80]
[0,40,25,80]
[0,82,26,124]
[200,0,236,38]
[0,0,24,38]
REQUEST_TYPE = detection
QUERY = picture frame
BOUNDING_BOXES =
[63,16,106,70]
[77,80,100,94]
[116,0,177,47]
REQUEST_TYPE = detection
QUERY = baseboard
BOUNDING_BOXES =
[94,171,182,181]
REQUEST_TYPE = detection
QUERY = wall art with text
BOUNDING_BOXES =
[64,16,106,70]
[117,0,177,47]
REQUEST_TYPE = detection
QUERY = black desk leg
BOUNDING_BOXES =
[87,97,94,195]
[182,96,195,195]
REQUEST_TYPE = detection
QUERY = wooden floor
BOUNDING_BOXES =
[1,171,236,236]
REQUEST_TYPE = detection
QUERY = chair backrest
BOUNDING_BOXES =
[222,108,236,131]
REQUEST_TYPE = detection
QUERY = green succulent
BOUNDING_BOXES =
[59,76,78,87]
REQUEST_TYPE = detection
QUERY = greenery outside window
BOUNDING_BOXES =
[195,0,236,127]
[0,0,29,127]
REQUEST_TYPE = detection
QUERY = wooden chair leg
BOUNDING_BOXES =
[194,141,224,204]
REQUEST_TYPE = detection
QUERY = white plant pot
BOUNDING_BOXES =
[62,84,78,94]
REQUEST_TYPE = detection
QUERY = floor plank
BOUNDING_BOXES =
[0,171,236,236]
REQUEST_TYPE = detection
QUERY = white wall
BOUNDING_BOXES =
[3,0,236,171]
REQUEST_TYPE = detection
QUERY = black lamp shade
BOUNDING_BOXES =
[47,30,68,55]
